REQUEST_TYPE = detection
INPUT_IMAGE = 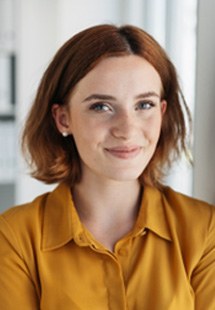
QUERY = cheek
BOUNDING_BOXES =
[71,121,103,152]
[144,115,162,141]
[72,130,89,150]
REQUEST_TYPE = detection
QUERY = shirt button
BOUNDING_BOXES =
[79,234,84,241]
[76,233,86,244]
[118,248,128,256]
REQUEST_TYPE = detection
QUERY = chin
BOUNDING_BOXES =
[106,170,143,183]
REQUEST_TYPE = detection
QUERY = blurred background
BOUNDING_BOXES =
[0,0,215,212]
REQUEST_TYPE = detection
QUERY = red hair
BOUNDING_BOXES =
[22,24,191,187]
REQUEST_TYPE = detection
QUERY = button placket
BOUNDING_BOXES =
[115,237,132,258]
[103,253,127,309]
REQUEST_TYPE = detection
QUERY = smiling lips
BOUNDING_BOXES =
[105,146,142,159]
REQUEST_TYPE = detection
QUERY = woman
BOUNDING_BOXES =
[0,24,214,309]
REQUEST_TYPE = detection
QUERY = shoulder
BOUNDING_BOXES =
[0,192,49,247]
[0,193,48,229]
[162,186,215,223]
[161,186,215,247]
[0,182,72,252]
[0,183,68,230]
[161,187,215,291]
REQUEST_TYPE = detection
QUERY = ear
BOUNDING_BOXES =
[161,100,167,116]
[52,104,71,135]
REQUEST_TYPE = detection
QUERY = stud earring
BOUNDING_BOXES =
[62,132,69,137]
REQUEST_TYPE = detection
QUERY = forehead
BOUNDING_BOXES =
[71,55,163,97]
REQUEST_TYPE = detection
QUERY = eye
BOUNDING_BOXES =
[89,102,111,112]
[136,100,155,110]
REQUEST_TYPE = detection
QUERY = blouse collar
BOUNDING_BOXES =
[42,183,172,251]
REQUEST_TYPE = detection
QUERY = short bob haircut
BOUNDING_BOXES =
[22,24,191,188]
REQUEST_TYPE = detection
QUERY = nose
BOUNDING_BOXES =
[111,111,137,140]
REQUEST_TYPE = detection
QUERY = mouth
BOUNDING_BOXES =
[105,146,142,159]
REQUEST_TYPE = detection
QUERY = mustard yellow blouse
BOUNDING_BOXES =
[0,183,215,309]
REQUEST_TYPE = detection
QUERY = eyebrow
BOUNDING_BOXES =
[82,91,160,103]
[82,94,116,102]
[135,91,160,99]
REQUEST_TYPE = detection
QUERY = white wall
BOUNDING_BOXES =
[15,0,125,204]
[193,0,215,204]
[14,0,213,205]
[56,0,123,45]
[15,0,59,203]
[164,0,197,196]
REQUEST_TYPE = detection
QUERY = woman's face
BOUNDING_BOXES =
[54,55,166,183]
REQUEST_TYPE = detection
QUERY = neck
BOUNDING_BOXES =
[73,176,141,216]
[71,173,142,251]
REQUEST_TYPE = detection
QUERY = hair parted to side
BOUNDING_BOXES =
[22,24,192,188]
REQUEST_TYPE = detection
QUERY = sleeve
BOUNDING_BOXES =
[191,206,215,309]
[0,215,40,309]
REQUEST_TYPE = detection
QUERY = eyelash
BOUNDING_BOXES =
[89,100,156,113]
[89,102,111,112]
[135,101,156,110]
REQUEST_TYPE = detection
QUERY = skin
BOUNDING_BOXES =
[52,55,166,250]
